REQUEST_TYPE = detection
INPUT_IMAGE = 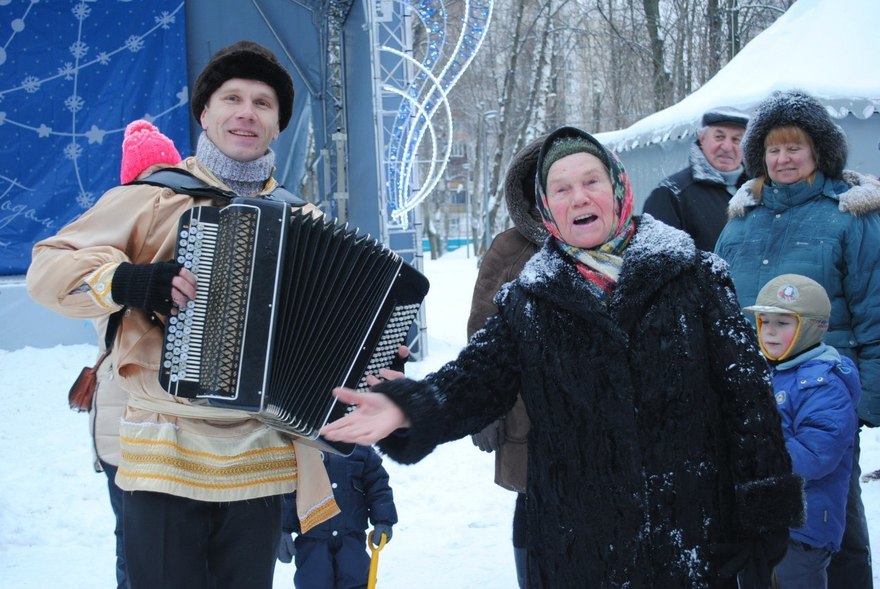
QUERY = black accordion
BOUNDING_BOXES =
[158,198,429,455]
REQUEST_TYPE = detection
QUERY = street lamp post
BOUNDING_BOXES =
[481,109,498,254]
[461,163,472,258]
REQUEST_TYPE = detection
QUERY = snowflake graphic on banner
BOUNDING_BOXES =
[0,0,191,275]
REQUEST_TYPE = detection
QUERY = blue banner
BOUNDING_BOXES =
[0,0,191,275]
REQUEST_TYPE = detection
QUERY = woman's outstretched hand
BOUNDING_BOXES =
[320,387,411,445]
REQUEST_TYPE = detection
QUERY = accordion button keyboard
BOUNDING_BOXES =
[164,217,218,384]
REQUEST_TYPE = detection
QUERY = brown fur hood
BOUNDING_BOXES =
[503,135,550,246]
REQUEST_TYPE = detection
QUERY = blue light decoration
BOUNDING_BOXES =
[384,0,493,227]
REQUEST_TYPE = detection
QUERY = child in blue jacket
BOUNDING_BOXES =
[745,274,860,589]
[277,444,398,589]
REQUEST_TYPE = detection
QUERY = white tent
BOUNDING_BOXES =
[596,0,880,206]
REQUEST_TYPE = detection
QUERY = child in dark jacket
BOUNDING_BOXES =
[745,274,860,589]
[277,444,398,589]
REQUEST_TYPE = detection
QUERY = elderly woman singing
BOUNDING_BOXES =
[324,126,803,588]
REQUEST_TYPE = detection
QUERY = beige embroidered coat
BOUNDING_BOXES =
[27,158,337,529]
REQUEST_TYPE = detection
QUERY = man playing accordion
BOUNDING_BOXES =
[27,40,336,589]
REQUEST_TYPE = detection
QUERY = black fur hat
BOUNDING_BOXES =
[191,40,294,131]
[742,89,847,179]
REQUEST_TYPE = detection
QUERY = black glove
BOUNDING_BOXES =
[471,418,504,453]
[713,530,788,589]
[111,261,182,316]
[388,348,410,373]
[276,532,296,563]
[372,524,393,544]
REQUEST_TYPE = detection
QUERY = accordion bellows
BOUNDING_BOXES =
[159,198,429,455]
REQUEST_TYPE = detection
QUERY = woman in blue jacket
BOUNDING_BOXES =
[715,89,880,589]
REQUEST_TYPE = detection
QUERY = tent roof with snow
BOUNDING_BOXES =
[596,0,880,206]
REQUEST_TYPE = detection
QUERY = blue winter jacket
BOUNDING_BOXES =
[282,444,398,540]
[716,171,880,425]
[771,344,860,552]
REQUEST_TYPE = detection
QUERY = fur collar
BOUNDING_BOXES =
[514,215,696,321]
[839,170,880,215]
[727,170,880,218]
[726,179,760,217]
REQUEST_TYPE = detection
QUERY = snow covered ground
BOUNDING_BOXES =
[2,247,880,588]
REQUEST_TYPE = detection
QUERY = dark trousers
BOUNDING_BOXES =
[513,493,528,589]
[293,533,370,589]
[827,429,873,589]
[123,490,281,589]
[101,461,129,589]
[512,492,527,549]
[774,539,831,588]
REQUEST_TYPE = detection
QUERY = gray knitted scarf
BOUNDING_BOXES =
[719,168,744,195]
[196,132,275,196]
[690,140,743,195]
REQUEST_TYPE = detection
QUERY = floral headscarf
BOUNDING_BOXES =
[535,127,636,302]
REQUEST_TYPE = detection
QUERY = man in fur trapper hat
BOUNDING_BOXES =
[643,105,750,251]
[27,40,339,589]
[717,88,880,589]
[191,40,295,134]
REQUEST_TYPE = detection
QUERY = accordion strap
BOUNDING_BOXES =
[127,394,257,421]
[127,168,306,207]
[93,347,112,370]
[104,308,124,350]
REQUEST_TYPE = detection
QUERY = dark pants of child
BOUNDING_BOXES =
[100,461,128,589]
[293,532,370,589]
[123,490,281,589]
[774,540,832,589]
[513,493,528,589]
[827,430,873,589]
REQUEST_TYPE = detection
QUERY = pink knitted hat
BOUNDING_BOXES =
[120,119,182,184]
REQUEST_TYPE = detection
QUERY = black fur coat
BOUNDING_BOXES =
[375,215,803,588]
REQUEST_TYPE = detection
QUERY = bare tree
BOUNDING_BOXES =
[642,0,673,109]
[415,0,789,258]
[706,0,723,74]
